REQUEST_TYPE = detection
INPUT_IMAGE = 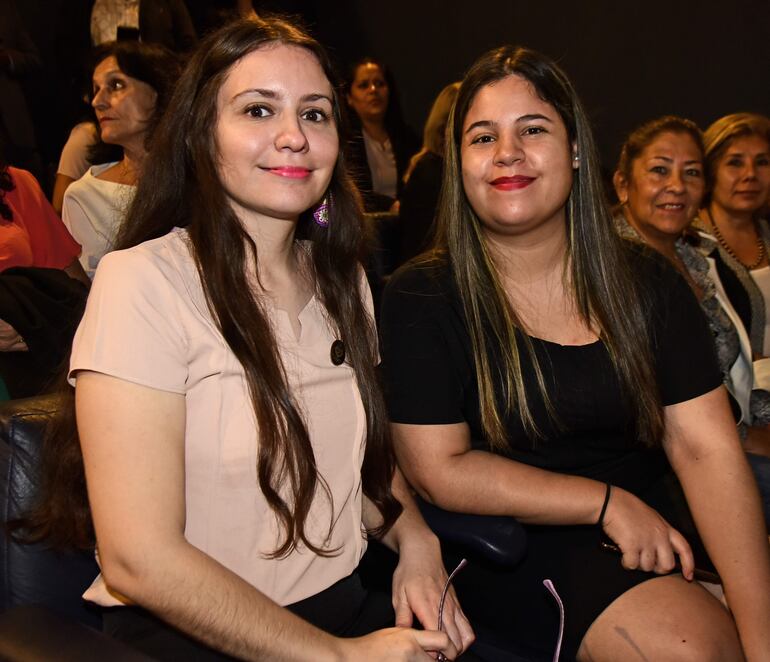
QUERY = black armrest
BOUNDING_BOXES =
[0,605,153,661]
[416,497,527,567]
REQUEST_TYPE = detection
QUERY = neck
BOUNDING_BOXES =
[239,213,299,284]
[708,200,756,231]
[361,119,388,143]
[120,147,145,185]
[484,215,568,285]
[625,211,679,262]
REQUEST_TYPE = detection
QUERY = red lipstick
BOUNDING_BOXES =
[490,175,535,190]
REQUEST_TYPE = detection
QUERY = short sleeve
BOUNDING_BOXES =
[57,123,97,180]
[379,264,467,424]
[69,248,188,393]
[647,255,723,405]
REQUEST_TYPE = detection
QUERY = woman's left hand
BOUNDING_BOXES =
[392,532,474,657]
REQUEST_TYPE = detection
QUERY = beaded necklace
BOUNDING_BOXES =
[706,208,766,270]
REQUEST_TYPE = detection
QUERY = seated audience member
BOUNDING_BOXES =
[398,82,460,265]
[694,113,770,356]
[614,115,770,523]
[62,41,179,279]
[17,17,472,662]
[380,46,770,661]
[345,57,418,212]
[0,154,88,397]
[52,121,99,216]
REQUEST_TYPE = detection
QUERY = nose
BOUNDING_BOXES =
[91,87,108,110]
[742,161,758,180]
[494,132,524,166]
[666,170,685,193]
[274,113,308,153]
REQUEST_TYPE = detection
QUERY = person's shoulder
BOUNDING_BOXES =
[621,238,680,285]
[96,228,194,285]
[386,253,453,298]
[64,162,117,197]
[6,166,45,194]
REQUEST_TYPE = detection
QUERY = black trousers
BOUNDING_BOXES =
[103,570,394,661]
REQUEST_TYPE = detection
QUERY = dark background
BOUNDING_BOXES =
[253,0,770,171]
[15,0,770,178]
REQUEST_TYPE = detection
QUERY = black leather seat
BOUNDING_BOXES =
[0,394,145,660]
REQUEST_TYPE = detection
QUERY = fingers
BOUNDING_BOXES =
[412,629,457,661]
[393,594,414,628]
[435,590,465,654]
[669,527,695,580]
[451,593,476,651]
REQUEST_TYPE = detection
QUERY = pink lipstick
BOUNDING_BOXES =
[269,166,312,179]
[490,175,535,190]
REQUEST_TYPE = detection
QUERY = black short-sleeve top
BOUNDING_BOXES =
[379,247,722,490]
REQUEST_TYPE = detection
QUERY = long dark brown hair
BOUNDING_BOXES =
[19,16,401,555]
[432,46,663,449]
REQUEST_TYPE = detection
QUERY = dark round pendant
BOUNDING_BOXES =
[330,339,345,366]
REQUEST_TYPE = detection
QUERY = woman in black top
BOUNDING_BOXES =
[380,46,770,661]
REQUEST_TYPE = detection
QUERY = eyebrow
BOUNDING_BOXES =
[231,88,333,104]
[725,150,769,158]
[464,113,554,135]
[648,156,703,164]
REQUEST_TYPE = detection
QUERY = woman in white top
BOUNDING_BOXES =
[696,113,770,357]
[62,41,179,278]
[345,57,417,212]
[22,17,471,662]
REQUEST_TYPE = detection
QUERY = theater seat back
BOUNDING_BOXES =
[0,394,100,628]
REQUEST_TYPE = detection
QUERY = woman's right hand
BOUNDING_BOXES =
[601,486,695,580]
[340,627,456,661]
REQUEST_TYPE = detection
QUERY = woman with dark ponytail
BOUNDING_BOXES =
[20,16,471,661]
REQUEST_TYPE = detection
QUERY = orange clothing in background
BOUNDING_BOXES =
[0,167,81,272]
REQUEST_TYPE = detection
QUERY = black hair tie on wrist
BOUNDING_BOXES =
[597,482,612,528]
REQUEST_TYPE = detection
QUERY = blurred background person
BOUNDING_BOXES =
[62,41,179,278]
[398,81,459,265]
[345,57,417,212]
[0,144,88,398]
[695,113,770,357]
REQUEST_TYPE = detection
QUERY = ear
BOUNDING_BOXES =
[571,142,580,170]
[612,170,628,204]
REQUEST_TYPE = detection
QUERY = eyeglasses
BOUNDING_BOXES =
[435,558,565,662]
[436,558,468,662]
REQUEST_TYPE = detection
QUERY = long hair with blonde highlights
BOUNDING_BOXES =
[432,45,663,450]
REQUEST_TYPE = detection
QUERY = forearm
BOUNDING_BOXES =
[102,538,344,662]
[363,467,438,554]
[392,422,607,525]
[671,445,770,655]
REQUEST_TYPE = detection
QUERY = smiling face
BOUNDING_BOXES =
[347,61,389,124]
[91,56,157,149]
[711,134,770,216]
[615,131,705,242]
[215,44,338,229]
[460,74,575,240]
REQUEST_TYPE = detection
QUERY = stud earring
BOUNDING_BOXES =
[313,195,330,227]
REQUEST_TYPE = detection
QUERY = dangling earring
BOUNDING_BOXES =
[313,194,331,227]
